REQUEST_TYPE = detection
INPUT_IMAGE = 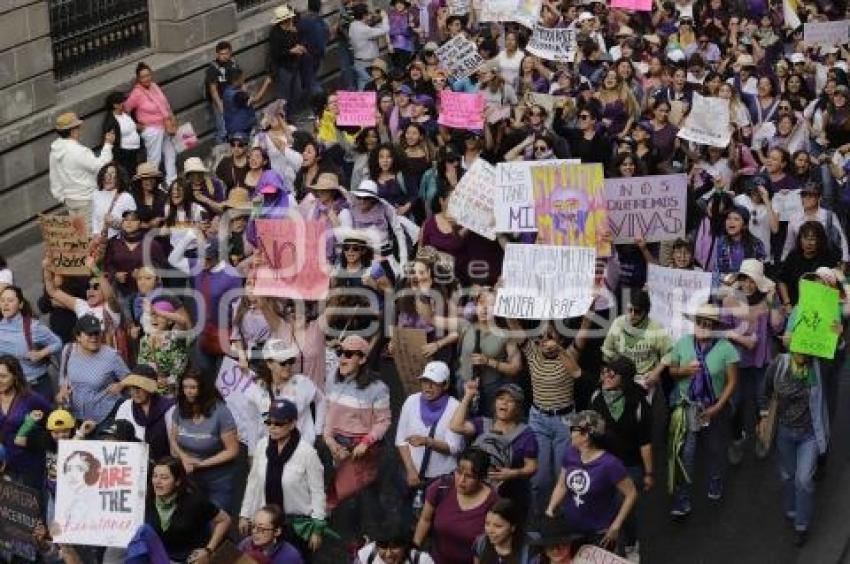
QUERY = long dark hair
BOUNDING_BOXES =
[164,178,195,226]
[176,370,222,418]
[795,220,837,263]
[0,286,33,318]
[478,499,526,564]
[97,162,130,193]
[151,455,192,498]
[369,142,404,180]
[0,355,29,395]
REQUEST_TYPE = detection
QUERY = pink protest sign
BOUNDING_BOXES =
[254,219,330,300]
[438,91,485,130]
[336,91,377,127]
[610,0,652,10]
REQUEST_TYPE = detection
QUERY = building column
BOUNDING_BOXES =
[150,0,238,53]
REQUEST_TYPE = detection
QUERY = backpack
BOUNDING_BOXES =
[472,418,528,472]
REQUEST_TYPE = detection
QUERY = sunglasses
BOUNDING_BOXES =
[265,420,290,427]
[337,349,361,358]
[266,357,295,366]
[534,145,549,152]
[342,244,364,252]
[231,141,246,148]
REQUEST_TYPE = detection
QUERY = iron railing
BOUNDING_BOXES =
[49,0,150,81]
[236,0,271,11]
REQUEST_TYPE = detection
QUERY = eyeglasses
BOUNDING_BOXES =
[336,349,361,358]
[252,524,276,533]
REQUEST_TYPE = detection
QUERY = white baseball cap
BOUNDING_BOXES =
[0,269,13,286]
[419,361,450,383]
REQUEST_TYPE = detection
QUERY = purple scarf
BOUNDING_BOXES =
[420,393,449,427]
[689,339,718,408]
[131,395,175,461]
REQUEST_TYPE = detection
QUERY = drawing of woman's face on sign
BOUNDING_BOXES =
[63,451,101,493]
[550,187,588,235]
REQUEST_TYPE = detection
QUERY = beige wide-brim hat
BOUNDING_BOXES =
[684,303,722,325]
[182,156,208,175]
[55,112,83,131]
[121,373,158,393]
[368,58,388,74]
[310,172,344,192]
[133,162,163,181]
[736,258,775,293]
[223,187,254,210]
[271,5,296,23]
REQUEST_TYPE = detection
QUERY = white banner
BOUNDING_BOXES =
[647,264,713,341]
[448,158,497,239]
[804,20,850,46]
[527,24,577,62]
[677,93,732,148]
[515,0,543,28]
[494,159,577,233]
[479,0,516,21]
[495,244,596,319]
[435,35,484,80]
[54,440,148,547]
[216,357,270,453]
[447,0,471,15]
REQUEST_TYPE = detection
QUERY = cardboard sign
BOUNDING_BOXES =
[527,24,577,62]
[515,0,543,27]
[495,244,596,319]
[646,265,713,341]
[216,357,268,449]
[336,91,377,127]
[677,93,732,148]
[479,0,516,21]
[54,440,148,547]
[254,219,330,300]
[438,91,485,129]
[603,174,687,243]
[610,0,653,11]
[448,159,497,240]
[494,159,576,233]
[39,214,91,275]
[533,162,610,256]
[573,545,629,564]
[790,279,840,359]
[804,20,850,46]
[436,35,484,79]
[393,327,428,395]
[0,480,40,561]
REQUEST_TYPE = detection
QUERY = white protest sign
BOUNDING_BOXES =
[647,264,713,341]
[495,244,596,319]
[527,24,577,62]
[495,159,578,233]
[804,20,850,46]
[448,0,471,15]
[479,0,516,21]
[603,174,688,243]
[216,356,269,451]
[448,158,497,239]
[515,0,543,28]
[436,35,484,80]
[54,440,148,547]
[677,93,732,148]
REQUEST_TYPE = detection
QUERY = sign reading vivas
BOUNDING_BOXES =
[603,174,687,243]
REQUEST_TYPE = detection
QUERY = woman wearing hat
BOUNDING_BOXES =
[349,179,411,280]
[114,365,176,460]
[722,259,785,463]
[301,172,353,264]
[545,410,637,555]
[183,157,226,214]
[331,229,393,295]
[667,303,739,517]
[131,162,167,230]
[269,5,307,107]
[240,398,327,559]
[246,170,298,247]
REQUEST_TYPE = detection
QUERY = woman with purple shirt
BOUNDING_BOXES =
[545,410,637,555]
[721,260,785,463]
[387,0,416,71]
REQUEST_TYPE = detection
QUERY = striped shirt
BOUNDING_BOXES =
[522,341,576,410]
[61,344,131,423]
[324,375,391,446]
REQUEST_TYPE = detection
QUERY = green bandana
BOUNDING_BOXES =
[601,389,626,421]
[154,495,177,531]
[790,358,816,386]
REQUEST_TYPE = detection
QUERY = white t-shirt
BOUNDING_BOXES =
[394,393,464,479]
[496,49,524,90]
[91,191,136,236]
[357,543,435,564]
[74,300,121,329]
[116,113,141,150]
[734,194,772,263]
[114,398,175,441]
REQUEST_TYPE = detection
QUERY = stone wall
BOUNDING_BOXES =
[0,0,347,258]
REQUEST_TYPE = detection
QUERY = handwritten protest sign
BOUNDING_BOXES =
[573,545,629,564]
[790,279,840,359]
[533,162,610,256]
[603,174,687,243]
[677,93,732,148]
[527,24,577,62]
[448,159,497,239]
[515,0,543,27]
[495,244,596,319]
[804,20,850,46]
[647,265,713,341]
[39,214,91,275]
[447,0,471,15]
[439,91,485,129]
[0,480,40,561]
[495,159,576,233]
[394,327,428,394]
[610,0,652,11]
[336,91,376,127]
[479,0,516,21]
[54,440,148,547]
[216,357,269,449]
[436,35,484,79]
[255,219,330,300]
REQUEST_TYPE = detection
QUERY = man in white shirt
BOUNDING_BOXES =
[348,4,389,90]
[782,181,849,263]
[49,112,115,231]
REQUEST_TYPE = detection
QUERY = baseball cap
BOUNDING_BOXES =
[338,335,371,355]
[75,314,102,335]
[47,409,76,431]
[263,339,298,363]
[496,383,525,403]
[419,361,450,383]
[267,398,298,423]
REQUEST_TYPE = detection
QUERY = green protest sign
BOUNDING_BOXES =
[789,279,840,359]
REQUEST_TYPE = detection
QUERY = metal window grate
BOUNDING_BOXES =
[236,0,270,11]
[49,0,151,81]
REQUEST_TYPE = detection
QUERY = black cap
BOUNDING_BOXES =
[267,399,298,423]
[801,180,822,194]
[531,517,582,547]
[75,314,103,335]
[99,419,138,441]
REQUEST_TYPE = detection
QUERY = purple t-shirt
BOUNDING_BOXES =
[472,417,539,467]
[425,479,498,564]
[559,446,627,534]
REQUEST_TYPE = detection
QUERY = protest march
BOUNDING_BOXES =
[5,0,850,563]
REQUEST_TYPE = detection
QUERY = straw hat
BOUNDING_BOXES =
[736,258,775,293]
[182,157,208,175]
[684,303,722,325]
[351,179,379,199]
[310,172,343,192]
[55,112,83,131]
[368,58,388,75]
[223,187,253,210]
[271,5,296,23]
[133,162,163,181]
